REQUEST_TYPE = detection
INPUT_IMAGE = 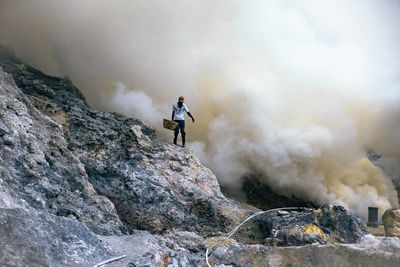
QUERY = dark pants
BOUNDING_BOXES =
[173,120,186,145]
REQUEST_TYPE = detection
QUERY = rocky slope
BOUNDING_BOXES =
[0,47,253,266]
[1,48,400,267]
[0,48,251,236]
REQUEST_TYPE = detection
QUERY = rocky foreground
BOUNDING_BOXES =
[1,48,400,267]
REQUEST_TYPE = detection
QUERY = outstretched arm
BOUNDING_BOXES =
[187,112,195,123]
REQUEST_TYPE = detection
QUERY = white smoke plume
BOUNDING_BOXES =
[1,0,400,219]
[106,82,163,126]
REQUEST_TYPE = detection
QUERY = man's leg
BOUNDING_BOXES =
[180,121,186,147]
[173,122,179,145]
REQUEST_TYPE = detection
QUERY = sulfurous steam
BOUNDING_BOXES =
[1,0,400,219]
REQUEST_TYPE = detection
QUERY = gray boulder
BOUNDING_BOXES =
[258,205,366,246]
[97,231,206,267]
[0,208,111,267]
[382,208,400,237]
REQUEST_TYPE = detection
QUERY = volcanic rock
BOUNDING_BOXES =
[97,230,206,267]
[0,47,255,266]
[0,208,110,267]
[207,235,400,267]
[0,64,127,235]
[382,208,400,237]
[99,231,400,267]
[258,205,366,246]
[0,49,249,237]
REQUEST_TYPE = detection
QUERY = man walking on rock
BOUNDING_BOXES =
[172,96,195,147]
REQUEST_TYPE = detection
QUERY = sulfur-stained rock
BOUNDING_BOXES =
[382,208,400,237]
[258,205,366,246]
[304,223,327,237]
[316,204,366,243]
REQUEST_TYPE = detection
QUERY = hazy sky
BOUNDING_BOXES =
[1,0,399,219]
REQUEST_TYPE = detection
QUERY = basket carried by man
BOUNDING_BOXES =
[163,119,178,131]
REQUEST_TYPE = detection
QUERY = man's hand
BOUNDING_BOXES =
[187,112,195,123]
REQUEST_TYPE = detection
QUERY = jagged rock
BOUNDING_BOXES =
[0,66,127,235]
[97,230,206,267]
[0,208,111,267]
[207,235,400,267]
[0,48,252,266]
[0,120,9,136]
[382,208,400,237]
[258,205,366,246]
[0,50,248,237]
[317,205,367,242]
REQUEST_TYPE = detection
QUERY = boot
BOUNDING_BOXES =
[173,135,178,145]
[182,135,186,147]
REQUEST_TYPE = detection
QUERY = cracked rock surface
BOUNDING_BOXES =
[0,208,111,267]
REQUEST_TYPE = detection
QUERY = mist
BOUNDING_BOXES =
[1,0,400,219]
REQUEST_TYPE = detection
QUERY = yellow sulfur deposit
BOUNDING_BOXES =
[304,224,326,238]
